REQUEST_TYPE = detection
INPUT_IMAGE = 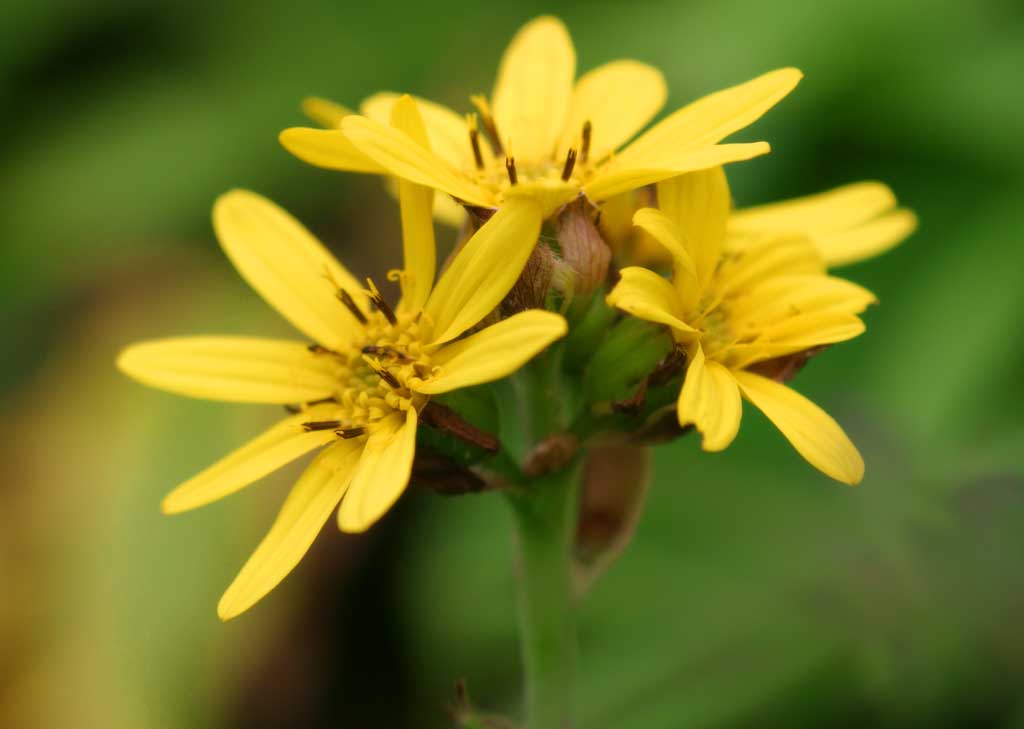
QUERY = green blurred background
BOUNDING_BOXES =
[2,0,1023,726]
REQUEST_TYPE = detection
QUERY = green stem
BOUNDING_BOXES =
[505,463,581,729]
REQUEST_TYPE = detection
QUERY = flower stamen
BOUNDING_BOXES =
[580,120,592,164]
[302,419,343,432]
[335,426,366,439]
[466,113,485,170]
[337,288,368,325]
[364,278,398,325]
[561,148,577,181]
[362,344,413,362]
[505,156,518,185]
[470,94,503,155]
[363,355,401,388]
[307,343,338,355]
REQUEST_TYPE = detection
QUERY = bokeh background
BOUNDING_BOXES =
[3,0,1023,726]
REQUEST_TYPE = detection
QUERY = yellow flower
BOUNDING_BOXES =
[280,16,802,218]
[610,180,918,268]
[607,168,886,484]
[118,100,567,620]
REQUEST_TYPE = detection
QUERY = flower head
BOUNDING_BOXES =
[607,168,903,484]
[280,16,802,218]
[118,100,566,619]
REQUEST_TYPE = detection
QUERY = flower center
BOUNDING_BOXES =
[465,100,593,198]
[298,280,433,440]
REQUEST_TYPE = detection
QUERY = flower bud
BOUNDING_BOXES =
[554,198,611,296]
[583,316,673,406]
[501,198,611,316]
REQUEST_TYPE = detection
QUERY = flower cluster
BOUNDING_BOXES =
[119,15,915,619]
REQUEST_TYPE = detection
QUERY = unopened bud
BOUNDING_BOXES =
[563,290,618,372]
[501,199,611,316]
[555,199,611,296]
[501,238,555,315]
[584,316,673,406]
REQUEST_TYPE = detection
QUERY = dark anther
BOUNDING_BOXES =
[371,364,401,388]
[307,343,336,355]
[561,147,577,181]
[471,95,503,155]
[467,116,485,170]
[335,426,366,439]
[362,345,412,362]
[365,278,398,325]
[337,289,368,324]
[302,420,342,432]
[505,156,518,185]
[284,404,302,414]
[581,120,592,163]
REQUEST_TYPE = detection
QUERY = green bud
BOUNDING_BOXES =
[563,289,618,373]
[583,316,673,406]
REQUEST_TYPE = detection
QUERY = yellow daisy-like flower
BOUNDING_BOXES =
[607,168,886,484]
[118,100,566,620]
[280,15,802,218]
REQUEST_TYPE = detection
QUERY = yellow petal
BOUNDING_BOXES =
[279,127,386,174]
[337,410,417,533]
[214,190,365,350]
[301,96,353,129]
[117,337,338,403]
[433,194,469,228]
[492,15,575,162]
[716,234,825,299]
[676,345,742,451]
[733,371,863,484]
[559,60,667,160]
[728,181,917,267]
[727,311,865,369]
[606,267,696,335]
[762,311,866,345]
[502,177,580,219]
[362,91,485,170]
[384,174,467,228]
[814,210,918,267]
[341,115,491,206]
[582,142,770,201]
[729,274,877,326]
[613,68,802,167]
[389,96,437,313]
[631,207,697,278]
[656,167,730,285]
[730,181,896,234]
[424,196,543,344]
[217,439,363,620]
[162,405,338,514]
[417,310,568,394]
